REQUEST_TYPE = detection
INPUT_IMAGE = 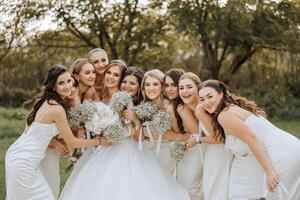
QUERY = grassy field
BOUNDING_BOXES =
[0,107,299,198]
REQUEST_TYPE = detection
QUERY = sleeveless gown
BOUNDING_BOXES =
[200,122,232,200]
[5,122,59,200]
[225,115,300,200]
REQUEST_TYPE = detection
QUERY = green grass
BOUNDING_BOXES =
[0,106,299,198]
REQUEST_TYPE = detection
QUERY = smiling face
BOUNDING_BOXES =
[121,75,139,97]
[54,72,73,99]
[164,75,179,100]
[89,51,109,75]
[104,65,122,89]
[75,63,96,87]
[178,78,199,105]
[144,76,163,101]
[198,86,223,114]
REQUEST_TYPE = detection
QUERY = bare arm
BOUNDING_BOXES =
[177,105,199,134]
[218,111,279,191]
[52,106,101,148]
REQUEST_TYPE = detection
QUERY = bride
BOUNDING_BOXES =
[59,63,189,200]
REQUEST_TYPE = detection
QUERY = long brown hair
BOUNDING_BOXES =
[199,80,266,143]
[122,66,144,106]
[164,68,185,132]
[25,65,69,126]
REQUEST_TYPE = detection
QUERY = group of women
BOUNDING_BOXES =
[5,48,300,200]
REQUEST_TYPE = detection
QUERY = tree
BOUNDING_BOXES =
[167,0,300,79]
[50,0,168,66]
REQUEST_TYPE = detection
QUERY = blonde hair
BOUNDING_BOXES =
[141,69,165,101]
[179,72,201,89]
[69,58,91,86]
[87,48,107,60]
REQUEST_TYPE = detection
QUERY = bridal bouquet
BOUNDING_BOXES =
[169,142,186,162]
[68,101,97,129]
[110,91,133,113]
[84,102,127,144]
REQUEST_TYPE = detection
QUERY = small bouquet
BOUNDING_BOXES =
[150,110,172,155]
[169,142,186,162]
[68,101,97,129]
[150,110,172,136]
[133,101,159,121]
[103,123,127,144]
[110,91,133,113]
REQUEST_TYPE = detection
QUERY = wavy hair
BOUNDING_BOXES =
[25,65,69,126]
[199,79,266,143]
[122,66,144,105]
[164,68,185,132]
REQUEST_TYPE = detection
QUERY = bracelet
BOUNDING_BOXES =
[191,134,202,144]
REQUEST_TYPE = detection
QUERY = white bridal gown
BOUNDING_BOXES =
[225,115,300,200]
[5,121,59,200]
[59,104,189,200]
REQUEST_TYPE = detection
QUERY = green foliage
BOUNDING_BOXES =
[0,107,27,138]
[0,86,35,107]
[239,81,300,120]
[167,0,300,78]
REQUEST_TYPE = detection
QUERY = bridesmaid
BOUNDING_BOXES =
[198,80,300,199]
[163,69,202,200]
[5,65,105,199]
[100,59,128,104]
[179,73,232,200]
[141,69,177,174]
[87,48,109,97]
[69,58,97,107]
[120,66,144,140]
[39,78,75,199]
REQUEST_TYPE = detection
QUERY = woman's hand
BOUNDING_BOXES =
[185,137,196,149]
[266,169,279,192]
[99,137,113,147]
[121,108,138,123]
[52,139,70,157]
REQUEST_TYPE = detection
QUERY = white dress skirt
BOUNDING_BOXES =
[40,148,60,199]
[200,122,233,200]
[5,122,59,200]
[59,138,190,200]
[225,115,300,200]
[176,144,204,200]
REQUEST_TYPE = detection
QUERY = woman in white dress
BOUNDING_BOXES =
[141,69,177,174]
[59,66,189,200]
[5,65,106,200]
[163,69,203,200]
[198,79,300,200]
[179,73,232,200]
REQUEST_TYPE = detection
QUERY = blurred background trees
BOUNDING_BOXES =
[0,0,299,119]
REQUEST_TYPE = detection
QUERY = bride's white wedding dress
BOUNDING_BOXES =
[59,103,189,200]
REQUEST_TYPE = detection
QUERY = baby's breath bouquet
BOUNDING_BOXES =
[68,101,97,129]
[85,103,118,136]
[150,110,172,136]
[85,102,127,144]
[103,123,127,144]
[133,101,159,122]
[150,110,172,155]
[169,142,186,162]
[110,91,133,114]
